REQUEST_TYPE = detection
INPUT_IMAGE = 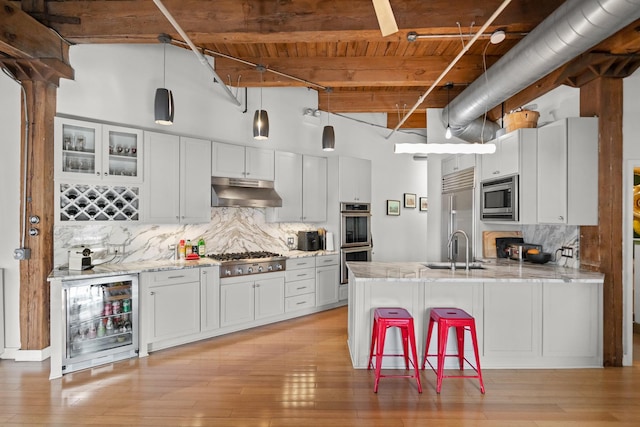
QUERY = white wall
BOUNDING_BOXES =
[0,71,22,356]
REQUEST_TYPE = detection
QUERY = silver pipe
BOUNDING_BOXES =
[446,0,640,142]
[386,0,513,139]
[152,0,241,106]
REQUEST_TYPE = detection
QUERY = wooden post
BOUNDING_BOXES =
[579,77,624,367]
[18,79,56,351]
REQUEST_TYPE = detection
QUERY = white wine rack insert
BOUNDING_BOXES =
[59,183,140,222]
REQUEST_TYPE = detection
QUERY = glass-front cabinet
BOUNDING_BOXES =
[55,117,143,183]
[62,274,138,374]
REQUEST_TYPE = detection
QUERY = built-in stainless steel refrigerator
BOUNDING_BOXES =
[441,167,475,262]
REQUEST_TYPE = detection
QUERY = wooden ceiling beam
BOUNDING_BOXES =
[39,0,560,44]
[0,0,69,61]
[214,55,495,88]
[387,112,426,129]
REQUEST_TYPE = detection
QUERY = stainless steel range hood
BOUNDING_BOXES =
[211,176,282,208]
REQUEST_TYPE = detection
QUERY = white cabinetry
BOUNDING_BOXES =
[212,142,274,181]
[442,154,475,176]
[537,117,598,225]
[542,282,601,361]
[268,152,327,222]
[200,267,220,333]
[143,132,211,224]
[284,257,316,312]
[339,157,371,203]
[55,117,143,183]
[316,254,339,306]
[480,128,537,224]
[141,269,201,348]
[220,273,285,328]
[483,282,542,364]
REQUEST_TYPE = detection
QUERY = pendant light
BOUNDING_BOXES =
[322,88,335,151]
[154,34,174,125]
[253,64,269,140]
[444,82,453,139]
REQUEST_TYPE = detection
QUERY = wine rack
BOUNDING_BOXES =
[59,183,140,222]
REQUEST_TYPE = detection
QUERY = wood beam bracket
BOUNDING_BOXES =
[557,52,640,88]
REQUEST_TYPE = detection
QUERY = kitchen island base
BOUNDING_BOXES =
[347,262,604,370]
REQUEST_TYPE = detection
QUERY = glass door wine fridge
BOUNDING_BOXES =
[62,274,138,374]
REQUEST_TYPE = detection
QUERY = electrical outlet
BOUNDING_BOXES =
[287,237,294,246]
[561,246,574,258]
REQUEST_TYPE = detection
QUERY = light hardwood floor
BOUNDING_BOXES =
[1,306,639,426]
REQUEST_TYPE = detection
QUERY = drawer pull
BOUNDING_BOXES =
[167,275,185,279]
[296,286,307,290]
[296,301,307,305]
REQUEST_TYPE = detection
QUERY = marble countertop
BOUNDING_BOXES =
[347,259,604,283]
[48,250,340,282]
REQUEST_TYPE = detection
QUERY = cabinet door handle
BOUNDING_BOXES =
[150,291,155,295]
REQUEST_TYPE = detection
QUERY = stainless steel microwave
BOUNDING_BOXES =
[481,174,519,221]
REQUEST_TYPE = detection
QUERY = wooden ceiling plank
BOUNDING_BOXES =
[387,112,426,129]
[43,0,560,44]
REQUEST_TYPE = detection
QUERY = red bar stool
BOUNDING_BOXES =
[368,307,422,393]
[421,307,485,394]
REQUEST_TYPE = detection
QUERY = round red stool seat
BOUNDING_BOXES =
[368,307,422,393]
[421,307,485,393]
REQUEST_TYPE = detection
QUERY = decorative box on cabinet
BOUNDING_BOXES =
[284,257,316,312]
[212,142,274,181]
[537,117,598,225]
[267,152,327,222]
[339,157,371,203]
[55,117,143,183]
[143,132,211,224]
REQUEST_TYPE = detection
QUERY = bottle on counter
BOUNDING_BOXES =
[178,239,186,259]
[198,237,206,257]
[185,239,192,255]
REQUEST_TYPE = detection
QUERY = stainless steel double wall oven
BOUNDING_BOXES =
[340,202,372,283]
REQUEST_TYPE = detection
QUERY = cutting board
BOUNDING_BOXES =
[482,230,522,258]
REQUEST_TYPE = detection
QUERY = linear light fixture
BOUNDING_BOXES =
[394,143,496,155]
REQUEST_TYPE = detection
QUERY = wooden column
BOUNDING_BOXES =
[18,79,56,350]
[579,77,624,367]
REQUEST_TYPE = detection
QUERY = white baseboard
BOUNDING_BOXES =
[3,346,51,362]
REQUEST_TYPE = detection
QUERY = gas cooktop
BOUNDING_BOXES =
[206,251,286,278]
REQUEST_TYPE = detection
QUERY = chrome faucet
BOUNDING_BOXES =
[447,229,470,271]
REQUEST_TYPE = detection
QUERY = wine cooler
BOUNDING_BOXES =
[62,274,138,374]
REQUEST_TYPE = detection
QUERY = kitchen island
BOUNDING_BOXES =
[347,260,605,369]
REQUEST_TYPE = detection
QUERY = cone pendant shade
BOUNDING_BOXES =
[253,109,269,140]
[322,125,335,151]
[154,88,174,125]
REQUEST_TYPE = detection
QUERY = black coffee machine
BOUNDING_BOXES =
[298,231,321,251]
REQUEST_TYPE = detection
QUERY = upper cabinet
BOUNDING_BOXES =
[211,142,274,181]
[143,132,211,224]
[442,154,476,176]
[480,128,535,181]
[537,117,598,225]
[268,152,327,223]
[55,117,143,183]
[339,157,371,203]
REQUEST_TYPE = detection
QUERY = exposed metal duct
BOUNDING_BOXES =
[444,0,640,143]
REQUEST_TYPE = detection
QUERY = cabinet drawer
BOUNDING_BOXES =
[285,293,316,312]
[287,258,315,270]
[316,254,339,266]
[145,268,200,285]
[285,267,315,282]
[285,278,316,297]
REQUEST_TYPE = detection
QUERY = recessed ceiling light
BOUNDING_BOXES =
[490,30,506,44]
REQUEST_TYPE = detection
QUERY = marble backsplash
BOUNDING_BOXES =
[521,224,580,268]
[53,208,325,267]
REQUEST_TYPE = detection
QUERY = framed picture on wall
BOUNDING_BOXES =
[420,197,428,211]
[387,200,400,216]
[404,193,416,208]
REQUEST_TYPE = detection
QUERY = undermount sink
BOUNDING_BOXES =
[423,262,486,270]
